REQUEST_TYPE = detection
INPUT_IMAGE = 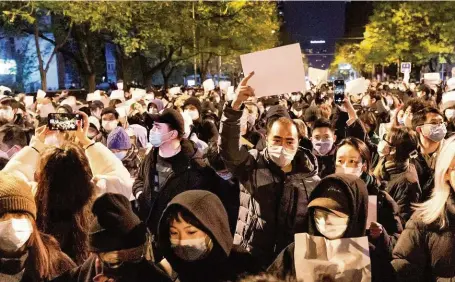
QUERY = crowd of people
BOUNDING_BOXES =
[0,73,455,282]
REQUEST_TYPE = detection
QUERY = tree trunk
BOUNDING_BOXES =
[87,73,96,92]
[33,21,47,90]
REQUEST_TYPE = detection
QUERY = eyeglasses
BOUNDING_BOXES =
[423,121,447,127]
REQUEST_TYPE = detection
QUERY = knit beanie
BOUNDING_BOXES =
[0,172,36,219]
[107,126,131,150]
[183,97,202,115]
[89,193,146,252]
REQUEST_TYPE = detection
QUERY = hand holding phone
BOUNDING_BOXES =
[334,79,345,105]
[48,113,82,131]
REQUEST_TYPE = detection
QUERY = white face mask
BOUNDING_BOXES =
[113,151,127,160]
[0,218,33,252]
[102,120,118,132]
[150,130,174,147]
[377,140,394,157]
[446,109,455,120]
[170,237,209,261]
[335,164,363,177]
[314,208,348,240]
[267,145,297,167]
[184,110,199,121]
[0,108,14,122]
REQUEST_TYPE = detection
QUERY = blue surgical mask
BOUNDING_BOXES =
[149,130,174,147]
[114,151,127,160]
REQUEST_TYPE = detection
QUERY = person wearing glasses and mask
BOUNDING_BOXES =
[411,107,447,202]
[51,193,171,282]
[220,72,320,268]
[374,127,421,227]
[132,109,217,257]
[157,190,262,282]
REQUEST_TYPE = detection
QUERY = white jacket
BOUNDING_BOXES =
[3,137,133,199]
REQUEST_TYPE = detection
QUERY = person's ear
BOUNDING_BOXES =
[333,135,337,143]
[361,163,367,172]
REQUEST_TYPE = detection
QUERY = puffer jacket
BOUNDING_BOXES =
[220,104,320,267]
[392,193,455,282]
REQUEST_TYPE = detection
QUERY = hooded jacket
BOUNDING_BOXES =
[157,190,262,282]
[268,174,369,279]
[133,139,218,237]
[221,105,321,267]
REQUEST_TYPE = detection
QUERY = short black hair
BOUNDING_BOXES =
[90,100,104,111]
[0,124,27,148]
[101,107,119,119]
[411,106,443,129]
[312,118,334,132]
[338,137,371,171]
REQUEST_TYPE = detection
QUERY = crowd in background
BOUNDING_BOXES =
[0,74,455,282]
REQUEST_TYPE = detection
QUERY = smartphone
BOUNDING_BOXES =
[48,113,82,131]
[334,79,345,105]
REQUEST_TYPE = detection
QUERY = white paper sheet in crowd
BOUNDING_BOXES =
[423,73,441,91]
[294,233,371,282]
[87,90,102,102]
[24,96,34,108]
[39,103,55,118]
[37,89,46,99]
[219,81,231,93]
[367,196,377,228]
[169,87,181,96]
[203,79,215,92]
[227,86,236,101]
[240,43,306,97]
[110,90,125,101]
[131,88,146,100]
[346,78,368,95]
[61,96,77,109]
[308,67,328,86]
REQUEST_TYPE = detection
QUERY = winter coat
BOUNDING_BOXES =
[132,139,218,237]
[268,174,370,280]
[382,163,421,227]
[1,234,75,282]
[220,104,321,267]
[157,190,262,282]
[2,137,133,200]
[363,173,404,258]
[313,146,336,178]
[392,193,455,282]
[411,150,436,203]
[50,255,170,282]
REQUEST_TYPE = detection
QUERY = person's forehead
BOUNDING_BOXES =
[154,122,170,128]
[102,113,116,119]
[312,127,333,136]
[269,121,298,138]
[336,144,360,159]
[426,112,443,122]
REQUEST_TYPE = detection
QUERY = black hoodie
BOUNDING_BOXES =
[268,173,368,279]
[158,190,262,282]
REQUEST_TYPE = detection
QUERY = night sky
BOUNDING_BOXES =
[282,1,346,69]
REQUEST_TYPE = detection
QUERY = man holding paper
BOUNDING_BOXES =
[220,72,320,267]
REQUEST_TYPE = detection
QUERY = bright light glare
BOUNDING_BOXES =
[310,40,326,44]
[0,60,17,75]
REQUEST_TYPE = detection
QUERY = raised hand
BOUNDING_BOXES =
[233,72,255,110]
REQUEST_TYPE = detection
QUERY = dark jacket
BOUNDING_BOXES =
[268,174,369,280]
[313,146,336,178]
[157,190,262,282]
[392,193,455,282]
[191,119,219,145]
[132,139,218,236]
[411,151,435,202]
[383,163,421,227]
[362,173,404,257]
[220,105,320,267]
[50,255,170,282]
[1,234,75,282]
